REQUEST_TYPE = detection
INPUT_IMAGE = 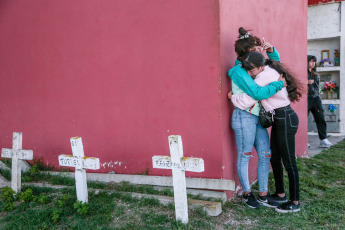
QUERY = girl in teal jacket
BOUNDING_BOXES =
[228,27,286,209]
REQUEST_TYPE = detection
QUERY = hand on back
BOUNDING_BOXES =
[278,74,287,87]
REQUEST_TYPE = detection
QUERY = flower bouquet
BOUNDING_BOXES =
[322,81,338,99]
[320,58,333,67]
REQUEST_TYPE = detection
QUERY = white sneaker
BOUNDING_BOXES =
[320,138,332,148]
[308,143,310,148]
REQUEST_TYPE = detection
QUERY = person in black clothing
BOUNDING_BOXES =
[308,55,332,148]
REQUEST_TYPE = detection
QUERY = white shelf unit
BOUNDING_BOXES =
[316,66,340,72]
[321,99,340,104]
[308,32,340,41]
[307,2,345,133]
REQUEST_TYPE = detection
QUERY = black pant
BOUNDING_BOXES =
[308,96,327,140]
[271,105,300,201]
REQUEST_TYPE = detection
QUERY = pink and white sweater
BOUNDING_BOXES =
[231,66,290,112]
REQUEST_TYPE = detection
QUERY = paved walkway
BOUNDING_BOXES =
[308,132,345,157]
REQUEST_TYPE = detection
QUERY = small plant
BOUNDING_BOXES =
[22,164,40,182]
[51,209,61,223]
[73,201,89,215]
[57,194,70,208]
[57,200,63,208]
[29,165,40,177]
[19,188,34,202]
[34,193,49,204]
[0,186,16,211]
[31,157,56,171]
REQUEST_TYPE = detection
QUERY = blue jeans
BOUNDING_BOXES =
[231,108,271,192]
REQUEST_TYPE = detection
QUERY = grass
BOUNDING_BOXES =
[0,139,344,229]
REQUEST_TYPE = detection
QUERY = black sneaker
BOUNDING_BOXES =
[242,193,260,209]
[258,194,280,208]
[270,193,288,204]
[275,201,300,213]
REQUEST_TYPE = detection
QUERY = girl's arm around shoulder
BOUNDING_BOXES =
[231,93,257,110]
[230,66,283,100]
[254,67,280,87]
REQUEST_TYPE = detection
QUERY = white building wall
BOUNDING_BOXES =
[308,2,345,134]
[308,3,341,38]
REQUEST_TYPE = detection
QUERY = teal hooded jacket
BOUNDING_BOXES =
[228,47,283,115]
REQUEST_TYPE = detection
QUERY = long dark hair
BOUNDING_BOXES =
[235,27,262,62]
[308,55,317,77]
[242,52,303,102]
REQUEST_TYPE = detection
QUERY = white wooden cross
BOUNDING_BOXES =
[58,137,100,203]
[1,132,33,194]
[152,135,204,224]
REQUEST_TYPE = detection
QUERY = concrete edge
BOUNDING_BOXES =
[0,174,10,188]
[153,186,227,202]
[0,160,32,172]
[43,171,235,191]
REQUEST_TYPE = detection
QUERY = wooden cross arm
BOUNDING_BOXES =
[152,155,205,172]
[1,148,33,160]
[58,154,100,170]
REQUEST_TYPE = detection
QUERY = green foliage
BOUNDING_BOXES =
[22,164,41,182]
[34,193,49,204]
[0,168,11,181]
[51,209,61,223]
[0,187,16,211]
[0,159,11,168]
[19,188,34,202]
[32,157,55,171]
[56,194,70,208]
[49,175,75,186]
[73,201,89,215]
[29,165,40,176]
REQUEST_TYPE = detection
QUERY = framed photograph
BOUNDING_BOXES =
[321,50,329,60]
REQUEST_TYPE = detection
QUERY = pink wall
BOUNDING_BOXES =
[0,0,307,198]
[0,0,223,178]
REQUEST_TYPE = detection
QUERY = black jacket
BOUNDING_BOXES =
[308,71,320,98]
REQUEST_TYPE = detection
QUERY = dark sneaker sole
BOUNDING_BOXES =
[269,197,288,204]
[242,198,260,209]
[275,207,300,213]
[274,199,288,204]
[258,200,279,208]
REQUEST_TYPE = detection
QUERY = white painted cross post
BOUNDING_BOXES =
[58,137,100,203]
[1,132,33,194]
[152,135,204,224]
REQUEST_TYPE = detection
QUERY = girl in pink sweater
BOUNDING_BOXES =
[229,51,304,213]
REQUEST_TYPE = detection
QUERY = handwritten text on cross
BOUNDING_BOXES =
[1,132,33,194]
[152,135,204,224]
[58,137,100,203]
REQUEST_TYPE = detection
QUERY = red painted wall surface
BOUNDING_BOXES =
[0,0,307,198]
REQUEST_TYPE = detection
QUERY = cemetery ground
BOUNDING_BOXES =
[0,139,344,229]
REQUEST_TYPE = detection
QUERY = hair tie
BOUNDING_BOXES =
[239,32,250,39]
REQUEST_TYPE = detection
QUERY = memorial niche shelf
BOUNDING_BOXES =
[316,66,341,72]
[307,32,340,41]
